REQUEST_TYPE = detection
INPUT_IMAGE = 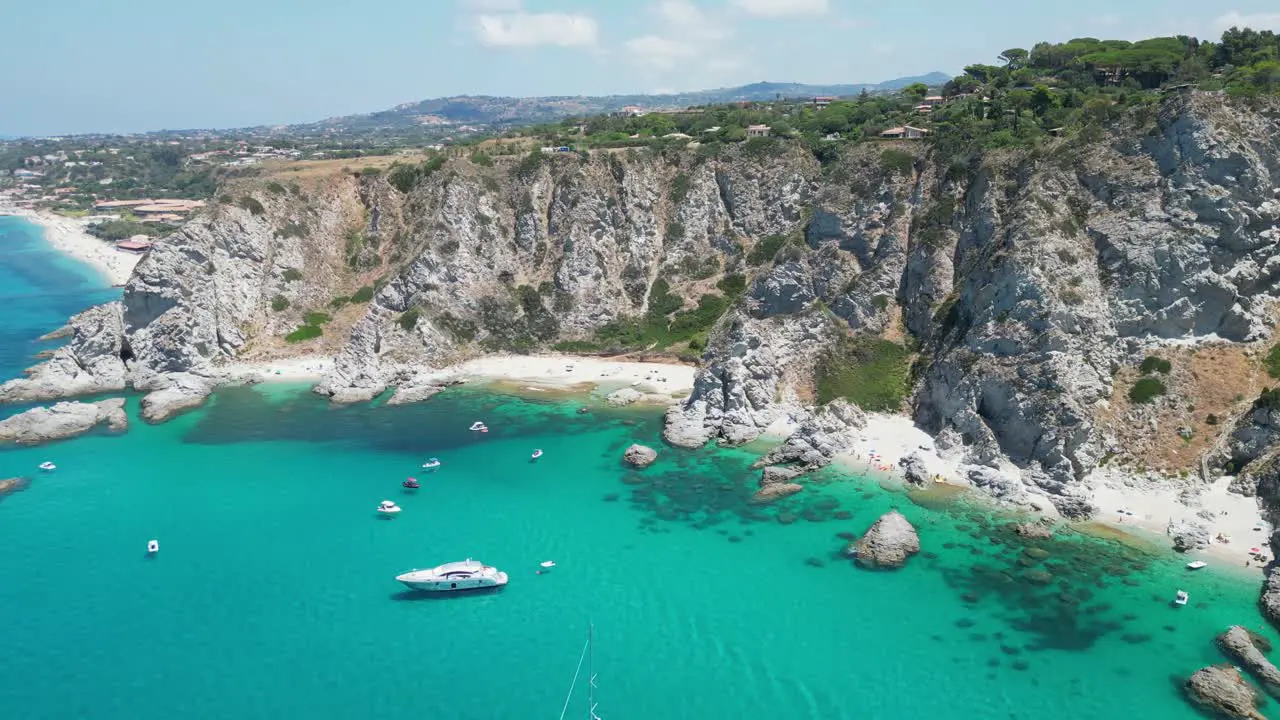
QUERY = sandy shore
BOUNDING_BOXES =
[1089,469,1271,572]
[444,354,696,396]
[219,356,336,382]
[0,206,141,286]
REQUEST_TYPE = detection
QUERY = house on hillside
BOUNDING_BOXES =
[914,104,933,115]
[746,124,771,138]
[880,126,929,140]
[812,96,835,109]
[922,95,945,107]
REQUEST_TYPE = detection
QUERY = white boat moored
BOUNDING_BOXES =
[540,560,556,568]
[1175,590,1189,606]
[377,500,402,515]
[421,457,441,469]
[396,559,509,592]
[531,449,544,460]
[1186,560,1208,570]
[469,421,487,431]
[147,539,159,554]
[38,461,56,471]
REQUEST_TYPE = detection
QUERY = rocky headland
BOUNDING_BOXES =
[0,399,128,445]
[8,90,1280,618]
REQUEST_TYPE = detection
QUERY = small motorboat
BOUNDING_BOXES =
[539,560,556,568]
[403,477,421,489]
[38,461,56,472]
[377,500,402,516]
[147,539,159,554]
[1186,560,1208,570]
[1174,590,1189,606]
[531,449,544,460]
[421,458,441,470]
[469,421,487,432]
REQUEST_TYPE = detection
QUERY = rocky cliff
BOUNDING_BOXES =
[7,90,1280,524]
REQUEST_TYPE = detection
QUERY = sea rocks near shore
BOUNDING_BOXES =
[1262,571,1280,630]
[754,399,865,472]
[137,373,218,423]
[850,511,920,569]
[751,483,804,504]
[1218,626,1280,697]
[1013,520,1055,539]
[898,451,931,487]
[1184,665,1266,720]
[1168,518,1212,552]
[0,303,128,404]
[0,476,29,497]
[760,466,802,485]
[0,398,128,445]
[623,444,658,468]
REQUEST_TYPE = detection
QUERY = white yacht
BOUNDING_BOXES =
[1186,560,1208,570]
[39,461,56,472]
[395,559,508,592]
[377,500,402,516]
[469,421,487,432]
[1175,590,1189,606]
[147,539,159,554]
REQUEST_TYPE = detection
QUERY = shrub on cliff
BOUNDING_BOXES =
[816,335,910,412]
[1128,377,1167,404]
[284,325,323,343]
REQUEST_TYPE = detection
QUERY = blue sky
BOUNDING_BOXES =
[2,0,1279,136]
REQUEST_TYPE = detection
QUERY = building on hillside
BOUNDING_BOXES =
[612,105,644,117]
[115,237,153,253]
[746,124,771,138]
[879,126,929,140]
[914,104,933,115]
[922,95,945,107]
[812,96,835,109]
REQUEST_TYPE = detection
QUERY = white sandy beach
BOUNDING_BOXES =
[0,205,141,286]
[1090,470,1271,572]
[446,354,696,396]
[219,353,696,395]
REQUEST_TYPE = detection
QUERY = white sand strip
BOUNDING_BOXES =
[0,206,141,286]
[446,354,696,395]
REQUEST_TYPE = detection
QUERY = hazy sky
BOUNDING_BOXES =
[2,0,1278,136]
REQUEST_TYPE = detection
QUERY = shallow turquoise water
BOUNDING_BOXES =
[0,216,1276,719]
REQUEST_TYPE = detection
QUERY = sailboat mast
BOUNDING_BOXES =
[587,622,595,720]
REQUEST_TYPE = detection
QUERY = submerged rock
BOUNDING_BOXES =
[0,476,29,497]
[607,388,643,407]
[1168,518,1212,552]
[851,511,920,569]
[622,444,658,468]
[0,398,128,445]
[1013,520,1055,539]
[760,466,802,486]
[1184,665,1265,720]
[1218,626,1280,697]
[751,483,804,504]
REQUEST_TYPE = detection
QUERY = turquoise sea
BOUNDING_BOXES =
[0,215,1275,719]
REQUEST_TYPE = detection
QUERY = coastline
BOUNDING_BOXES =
[0,205,140,286]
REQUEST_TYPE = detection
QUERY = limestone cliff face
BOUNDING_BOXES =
[6,90,1280,522]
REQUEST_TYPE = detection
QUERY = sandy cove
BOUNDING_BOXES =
[0,206,141,286]
[218,354,696,397]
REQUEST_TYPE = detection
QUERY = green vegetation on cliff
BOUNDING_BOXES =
[816,335,911,411]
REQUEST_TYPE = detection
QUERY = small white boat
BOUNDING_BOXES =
[377,500,402,516]
[540,560,556,568]
[469,421,487,432]
[396,559,509,592]
[531,449,544,460]
[421,457,441,469]
[147,539,159,554]
[1174,590,1189,606]
[1186,561,1208,570]
[38,461,56,472]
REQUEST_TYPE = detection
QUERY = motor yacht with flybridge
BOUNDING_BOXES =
[395,559,509,592]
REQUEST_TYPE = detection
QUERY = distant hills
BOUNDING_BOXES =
[297,72,952,135]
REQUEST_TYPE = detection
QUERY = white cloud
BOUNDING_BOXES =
[474,12,599,47]
[731,0,829,18]
[1212,11,1280,33]
[623,0,742,80]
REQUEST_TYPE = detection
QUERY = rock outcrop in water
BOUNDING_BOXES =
[0,398,127,445]
[1218,626,1280,698]
[1168,518,1212,552]
[7,91,1280,529]
[622,444,657,468]
[1184,665,1266,720]
[851,511,920,569]
[0,476,29,497]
